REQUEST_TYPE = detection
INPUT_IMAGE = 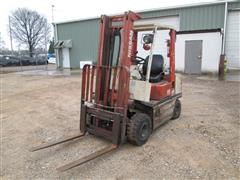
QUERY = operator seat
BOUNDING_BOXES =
[142,54,164,83]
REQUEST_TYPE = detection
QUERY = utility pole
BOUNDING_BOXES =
[51,5,55,23]
[44,25,48,70]
[8,16,13,55]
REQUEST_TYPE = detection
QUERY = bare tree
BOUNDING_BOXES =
[9,8,50,57]
[0,32,6,50]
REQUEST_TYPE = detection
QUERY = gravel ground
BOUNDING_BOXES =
[1,72,240,179]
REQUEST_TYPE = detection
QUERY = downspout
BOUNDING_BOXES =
[222,1,228,54]
[219,1,228,79]
[53,23,60,68]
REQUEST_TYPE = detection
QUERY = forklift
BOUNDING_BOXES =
[31,11,182,171]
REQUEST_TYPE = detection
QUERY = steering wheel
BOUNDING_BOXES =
[135,56,146,64]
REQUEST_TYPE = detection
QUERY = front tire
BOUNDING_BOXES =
[172,99,181,120]
[127,113,151,146]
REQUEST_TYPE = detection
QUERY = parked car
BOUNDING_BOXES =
[48,57,56,64]
[47,53,55,59]
[0,55,21,66]
[0,55,48,67]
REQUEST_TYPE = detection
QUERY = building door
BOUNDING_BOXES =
[225,11,240,69]
[185,40,202,74]
[62,48,70,68]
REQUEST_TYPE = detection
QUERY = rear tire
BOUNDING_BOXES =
[172,99,181,120]
[127,113,151,146]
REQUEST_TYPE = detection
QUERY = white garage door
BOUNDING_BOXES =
[134,16,179,67]
[225,11,240,69]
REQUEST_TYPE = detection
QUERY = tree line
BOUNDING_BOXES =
[1,8,54,57]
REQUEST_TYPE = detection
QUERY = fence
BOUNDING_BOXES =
[0,52,53,73]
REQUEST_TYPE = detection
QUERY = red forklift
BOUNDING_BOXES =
[31,11,182,171]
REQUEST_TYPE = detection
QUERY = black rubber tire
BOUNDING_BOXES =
[172,99,181,120]
[127,113,151,146]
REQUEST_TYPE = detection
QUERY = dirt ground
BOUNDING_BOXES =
[1,70,240,179]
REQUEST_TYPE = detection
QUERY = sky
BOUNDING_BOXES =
[0,0,218,50]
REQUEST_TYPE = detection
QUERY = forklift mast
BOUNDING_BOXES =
[82,12,141,114]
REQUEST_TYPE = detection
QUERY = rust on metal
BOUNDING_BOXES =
[103,67,110,105]
[29,133,85,152]
[90,66,95,102]
[86,65,90,101]
[111,67,117,106]
[81,65,87,100]
[57,144,117,172]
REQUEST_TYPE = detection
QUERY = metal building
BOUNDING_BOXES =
[54,0,240,74]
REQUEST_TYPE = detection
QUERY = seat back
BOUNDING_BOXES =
[142,54,164,76]
[142,55,164,83]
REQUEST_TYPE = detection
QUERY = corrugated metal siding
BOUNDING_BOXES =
[140,3,225,31]
[180,4,225,31]
[226,10,240,69]
[56,1,238,68]
[57,19,99,68]
[228,1,240,10]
